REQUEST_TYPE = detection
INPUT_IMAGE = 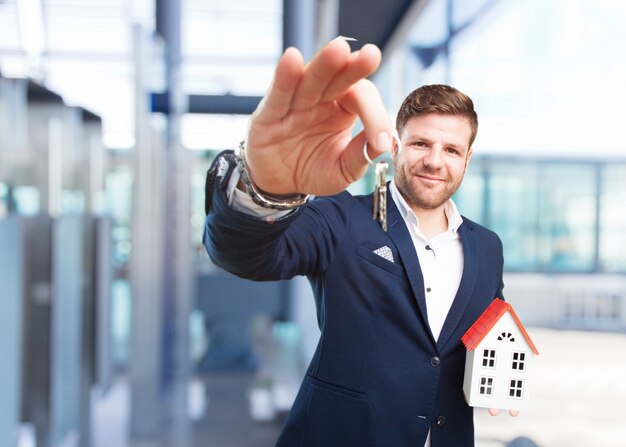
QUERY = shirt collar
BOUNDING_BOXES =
[389,179,463,235]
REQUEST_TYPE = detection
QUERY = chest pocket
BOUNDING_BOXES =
[355,245,404,277]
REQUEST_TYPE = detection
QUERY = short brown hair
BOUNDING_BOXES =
[396,84,478,146]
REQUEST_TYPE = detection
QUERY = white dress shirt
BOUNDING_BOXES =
[389,180,464,342]
[389,180,464,447]
[227,173,465,447]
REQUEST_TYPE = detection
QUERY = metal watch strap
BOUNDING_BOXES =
[235,140,310,210]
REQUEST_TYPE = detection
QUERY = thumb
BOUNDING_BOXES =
[339,130,400,186]
[338,79,395,160]
[337,130,371,185]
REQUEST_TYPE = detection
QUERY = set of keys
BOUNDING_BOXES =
[337,35,390,232]
[373,161,389,231]
[363,135,401,232]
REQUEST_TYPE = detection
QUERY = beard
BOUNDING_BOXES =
[393,163,465,211]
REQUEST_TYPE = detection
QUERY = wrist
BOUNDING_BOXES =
[236,178,300,200]
[235,140,309,210]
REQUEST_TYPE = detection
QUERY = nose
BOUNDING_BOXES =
[423,146,444,169]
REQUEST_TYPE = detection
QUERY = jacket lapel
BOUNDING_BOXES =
[436,221,479,351]
[385,191,435,345]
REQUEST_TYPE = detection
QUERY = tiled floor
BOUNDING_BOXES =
[195,371,284,447]
[91,329,626,447]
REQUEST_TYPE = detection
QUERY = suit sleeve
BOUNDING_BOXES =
[203,150,351,281]
[495,233,505,300]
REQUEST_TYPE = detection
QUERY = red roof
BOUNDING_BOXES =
[461,298,539,355]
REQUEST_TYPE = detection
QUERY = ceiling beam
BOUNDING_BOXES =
[337,0,420,51]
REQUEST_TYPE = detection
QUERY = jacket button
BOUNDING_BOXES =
[430,356,441,367]
[437,415,446,426]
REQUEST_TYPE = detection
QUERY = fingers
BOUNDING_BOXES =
[290,38,353,111]
[488,408,500,416]
[253,47,304,125]
[336,130,369,185]
[253,39,382,125]
[488,408,520,417]
[339,79,395,158]
[321,44,382,102]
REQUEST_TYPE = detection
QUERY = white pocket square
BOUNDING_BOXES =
[373,246,394,263]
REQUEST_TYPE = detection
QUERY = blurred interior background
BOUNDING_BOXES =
[1,0,626,446]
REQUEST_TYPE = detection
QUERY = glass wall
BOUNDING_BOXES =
[537,163,597,272]
[600,164,626,272]
[454,158,626,273]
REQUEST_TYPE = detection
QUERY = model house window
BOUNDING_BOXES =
[482,349,496,367]
[512,351,526,370]
[498,331,516,342]
[508,379,524,399]
[479,377,494,396]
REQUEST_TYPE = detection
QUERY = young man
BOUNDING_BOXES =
[204,38,510,446]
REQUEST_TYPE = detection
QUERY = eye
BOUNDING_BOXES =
[446,147,461,155]
[412,141,428,148]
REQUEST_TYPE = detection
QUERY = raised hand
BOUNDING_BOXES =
[244,37,395,197]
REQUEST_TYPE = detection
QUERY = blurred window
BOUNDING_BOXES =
[537,164,597,272]
[13,185,40,215]
[452,162,484,223]
[454,158,626,274]
[182,0,282,96]
[104,160,133,267]
[599,164,626,272]
[0,0,281,148]
[487,161,540,272]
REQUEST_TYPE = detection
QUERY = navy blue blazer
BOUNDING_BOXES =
[204,151,505,447]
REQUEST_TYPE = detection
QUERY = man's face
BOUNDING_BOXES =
[393,113,473,213]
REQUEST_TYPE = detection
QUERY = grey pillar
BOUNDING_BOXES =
[315,0,340,49]
[0,217,24,447]
[283,0,317,60]
[130,24,165,442]
[157,0,193,445]
[50,216,84,446]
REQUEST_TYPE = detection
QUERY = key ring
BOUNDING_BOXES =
[363,134,402,165]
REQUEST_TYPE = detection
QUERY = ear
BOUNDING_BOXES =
[464,147,473,172]
[392,132,402,159]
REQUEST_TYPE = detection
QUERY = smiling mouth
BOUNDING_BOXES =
[417,174,444,183]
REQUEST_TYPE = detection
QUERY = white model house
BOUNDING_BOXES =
[461,299,539,411]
